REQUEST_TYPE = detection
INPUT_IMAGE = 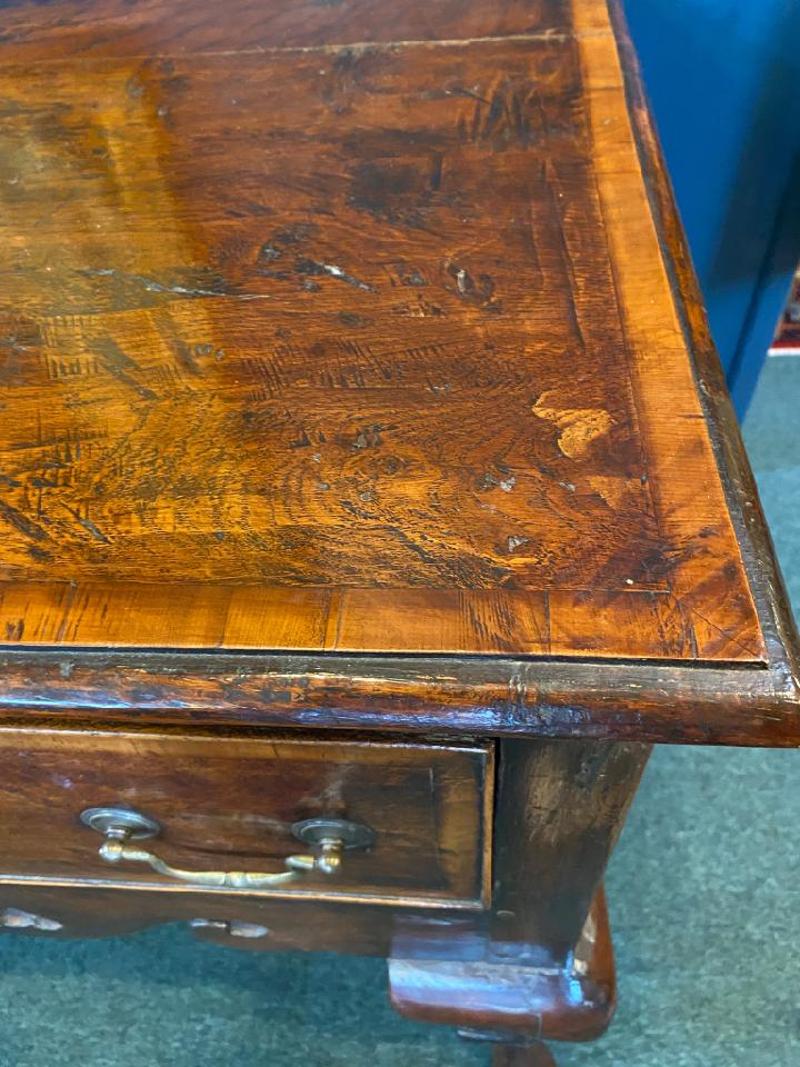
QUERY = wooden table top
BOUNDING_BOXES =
[0,0,797,743]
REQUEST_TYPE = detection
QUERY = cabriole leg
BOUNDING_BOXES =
[389,740,651,1060]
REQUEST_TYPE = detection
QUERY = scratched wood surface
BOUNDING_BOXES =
[0,0,765,662]
[0,728,492,906]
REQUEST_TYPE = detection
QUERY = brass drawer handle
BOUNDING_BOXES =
[80,808,374,890]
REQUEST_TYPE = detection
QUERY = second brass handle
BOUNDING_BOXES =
[80,808,375,890]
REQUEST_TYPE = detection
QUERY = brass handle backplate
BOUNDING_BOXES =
[80,807,375,890]
[1,907,63,932]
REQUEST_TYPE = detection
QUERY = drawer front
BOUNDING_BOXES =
[0,729,492,907]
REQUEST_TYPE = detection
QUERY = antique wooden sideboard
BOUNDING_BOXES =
[0,1,798,1063]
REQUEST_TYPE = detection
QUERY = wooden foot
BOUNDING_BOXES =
[389,889,615,1044]
[492,1042,556,1067]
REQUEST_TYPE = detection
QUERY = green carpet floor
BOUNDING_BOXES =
[0,358,798,1066]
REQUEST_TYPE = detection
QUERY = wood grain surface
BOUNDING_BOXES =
[0,0,777,670]
[0,727,492,906]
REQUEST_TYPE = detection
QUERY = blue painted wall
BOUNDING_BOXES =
[623,0,800,415]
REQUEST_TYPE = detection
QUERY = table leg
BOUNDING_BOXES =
[492,1042,556,1067]
[389,739,651,1057]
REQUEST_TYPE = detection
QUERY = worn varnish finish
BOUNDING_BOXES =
[0,0,778,672]
[0,2,797,1066]
[0,0,797,742]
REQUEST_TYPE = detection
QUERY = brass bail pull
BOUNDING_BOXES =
[80,808,374,890]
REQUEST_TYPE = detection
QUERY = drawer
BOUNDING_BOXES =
[0,729,493,908]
